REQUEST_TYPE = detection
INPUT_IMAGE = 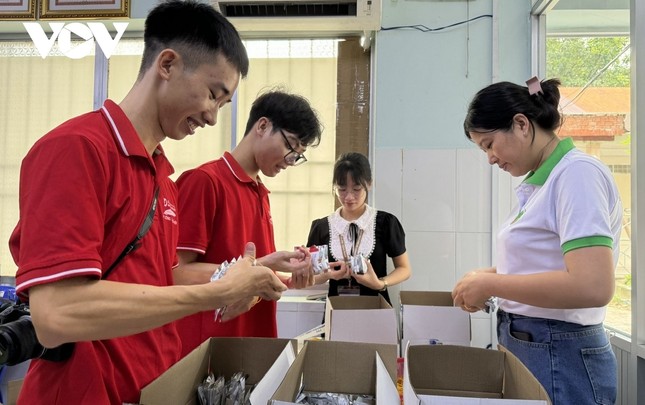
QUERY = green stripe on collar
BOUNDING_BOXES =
[562,235,613,254]
[524,138,575,186]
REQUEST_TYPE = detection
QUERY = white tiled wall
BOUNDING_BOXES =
[374,147,495,348]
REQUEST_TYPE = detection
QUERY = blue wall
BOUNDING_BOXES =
[374,0,532,149]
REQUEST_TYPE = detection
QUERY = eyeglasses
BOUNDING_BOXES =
[279,129,307,166]
[334,187,365,197]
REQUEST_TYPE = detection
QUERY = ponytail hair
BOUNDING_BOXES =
[463,78,563,141]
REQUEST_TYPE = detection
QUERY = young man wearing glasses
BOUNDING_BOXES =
[173,89,323,355]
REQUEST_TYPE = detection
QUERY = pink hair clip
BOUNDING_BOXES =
[526,76,543,96]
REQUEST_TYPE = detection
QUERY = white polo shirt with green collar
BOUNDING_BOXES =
[497,137,622,325]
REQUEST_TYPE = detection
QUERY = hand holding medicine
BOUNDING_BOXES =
[452,268,496,312]
[256,246,313,289]
[349,256,383,291]
[324,260,352,281]
[210,242,286,322]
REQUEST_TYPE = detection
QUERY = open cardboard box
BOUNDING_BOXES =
[140,337,296,405]
[403,344,551,404]
[400,291,471,349]
[324,295,398,345]
[270,340,400,405]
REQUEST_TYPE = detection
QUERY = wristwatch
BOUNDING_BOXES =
[378,277,388,291]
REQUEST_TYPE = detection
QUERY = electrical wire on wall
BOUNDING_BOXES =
[380,14,492,33]
[381,12,493,78]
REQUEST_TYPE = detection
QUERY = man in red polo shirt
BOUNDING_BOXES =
[8,2,286,404]
[174,90,322,356]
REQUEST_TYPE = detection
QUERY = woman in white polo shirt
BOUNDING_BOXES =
[452,78,622,405]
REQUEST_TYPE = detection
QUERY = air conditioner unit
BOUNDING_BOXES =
[211,0,381,36]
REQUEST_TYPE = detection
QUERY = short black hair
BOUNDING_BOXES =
[463,78,563,142]
[139,0,249,78]
[244,90,323,147]
[333,152,372,189]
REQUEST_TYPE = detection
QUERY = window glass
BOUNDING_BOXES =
[546,36,631,335]
[0,37,339,276]
[239,39,338,251]
[0,41,94,276]
[108,38,338,253]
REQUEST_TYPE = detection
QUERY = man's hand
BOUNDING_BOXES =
[261,247,313,289]
[221,242,287,301]
[219,296,261,322]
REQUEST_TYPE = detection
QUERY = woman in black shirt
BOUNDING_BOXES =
[306,152,411,304]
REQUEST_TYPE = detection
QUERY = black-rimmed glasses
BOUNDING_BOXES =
[279,129,307,166]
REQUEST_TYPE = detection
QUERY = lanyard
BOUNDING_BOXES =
[339,224,363,289]
[338,223,364,262]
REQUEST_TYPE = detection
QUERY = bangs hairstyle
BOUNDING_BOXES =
[333,153,372,189]
[139,0,249,78]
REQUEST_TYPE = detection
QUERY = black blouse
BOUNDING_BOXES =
[306,210,406,304]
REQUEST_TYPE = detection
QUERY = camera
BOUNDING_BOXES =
[0,298,74,366]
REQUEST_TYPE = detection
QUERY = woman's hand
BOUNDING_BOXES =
[351,260,382,290]
[325,261,352,280]
[452,269,495,312]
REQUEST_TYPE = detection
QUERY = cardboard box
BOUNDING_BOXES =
[400,291,471,348]
[324,295,398,345]
[270,340,400,405]
[403,344,551,405]
[140,337,296,405]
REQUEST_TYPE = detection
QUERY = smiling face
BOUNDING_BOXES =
[469,115,538,177]
[157,51,240,142]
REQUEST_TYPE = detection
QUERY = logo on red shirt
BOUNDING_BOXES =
[163,198,177,225]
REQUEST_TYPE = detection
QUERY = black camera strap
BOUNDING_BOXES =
[102,186,160,280]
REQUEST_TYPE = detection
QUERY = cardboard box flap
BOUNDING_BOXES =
[404,344,551,405]
[407,345,505,395]
[207,338,295,384]
[400,291,455,307]
[375,349,401,405]
[325,295,398,345]
[302,340,396,394]
[499,346,551,401]
[270,343,307,402]
[328,295,390,309]
[140,340,211,405]
[271,340,397,403]
[418,396,547,404]
[400,291,471,348]
[402,306,471,345]
[140,337,296,405]
[249,342,297,404]
[415,388,502,398]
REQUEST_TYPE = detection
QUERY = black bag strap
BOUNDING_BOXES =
[102,186,160,280]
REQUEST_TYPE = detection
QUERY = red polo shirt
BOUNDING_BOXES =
[9,100,181,405]
[176,152,277,356]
